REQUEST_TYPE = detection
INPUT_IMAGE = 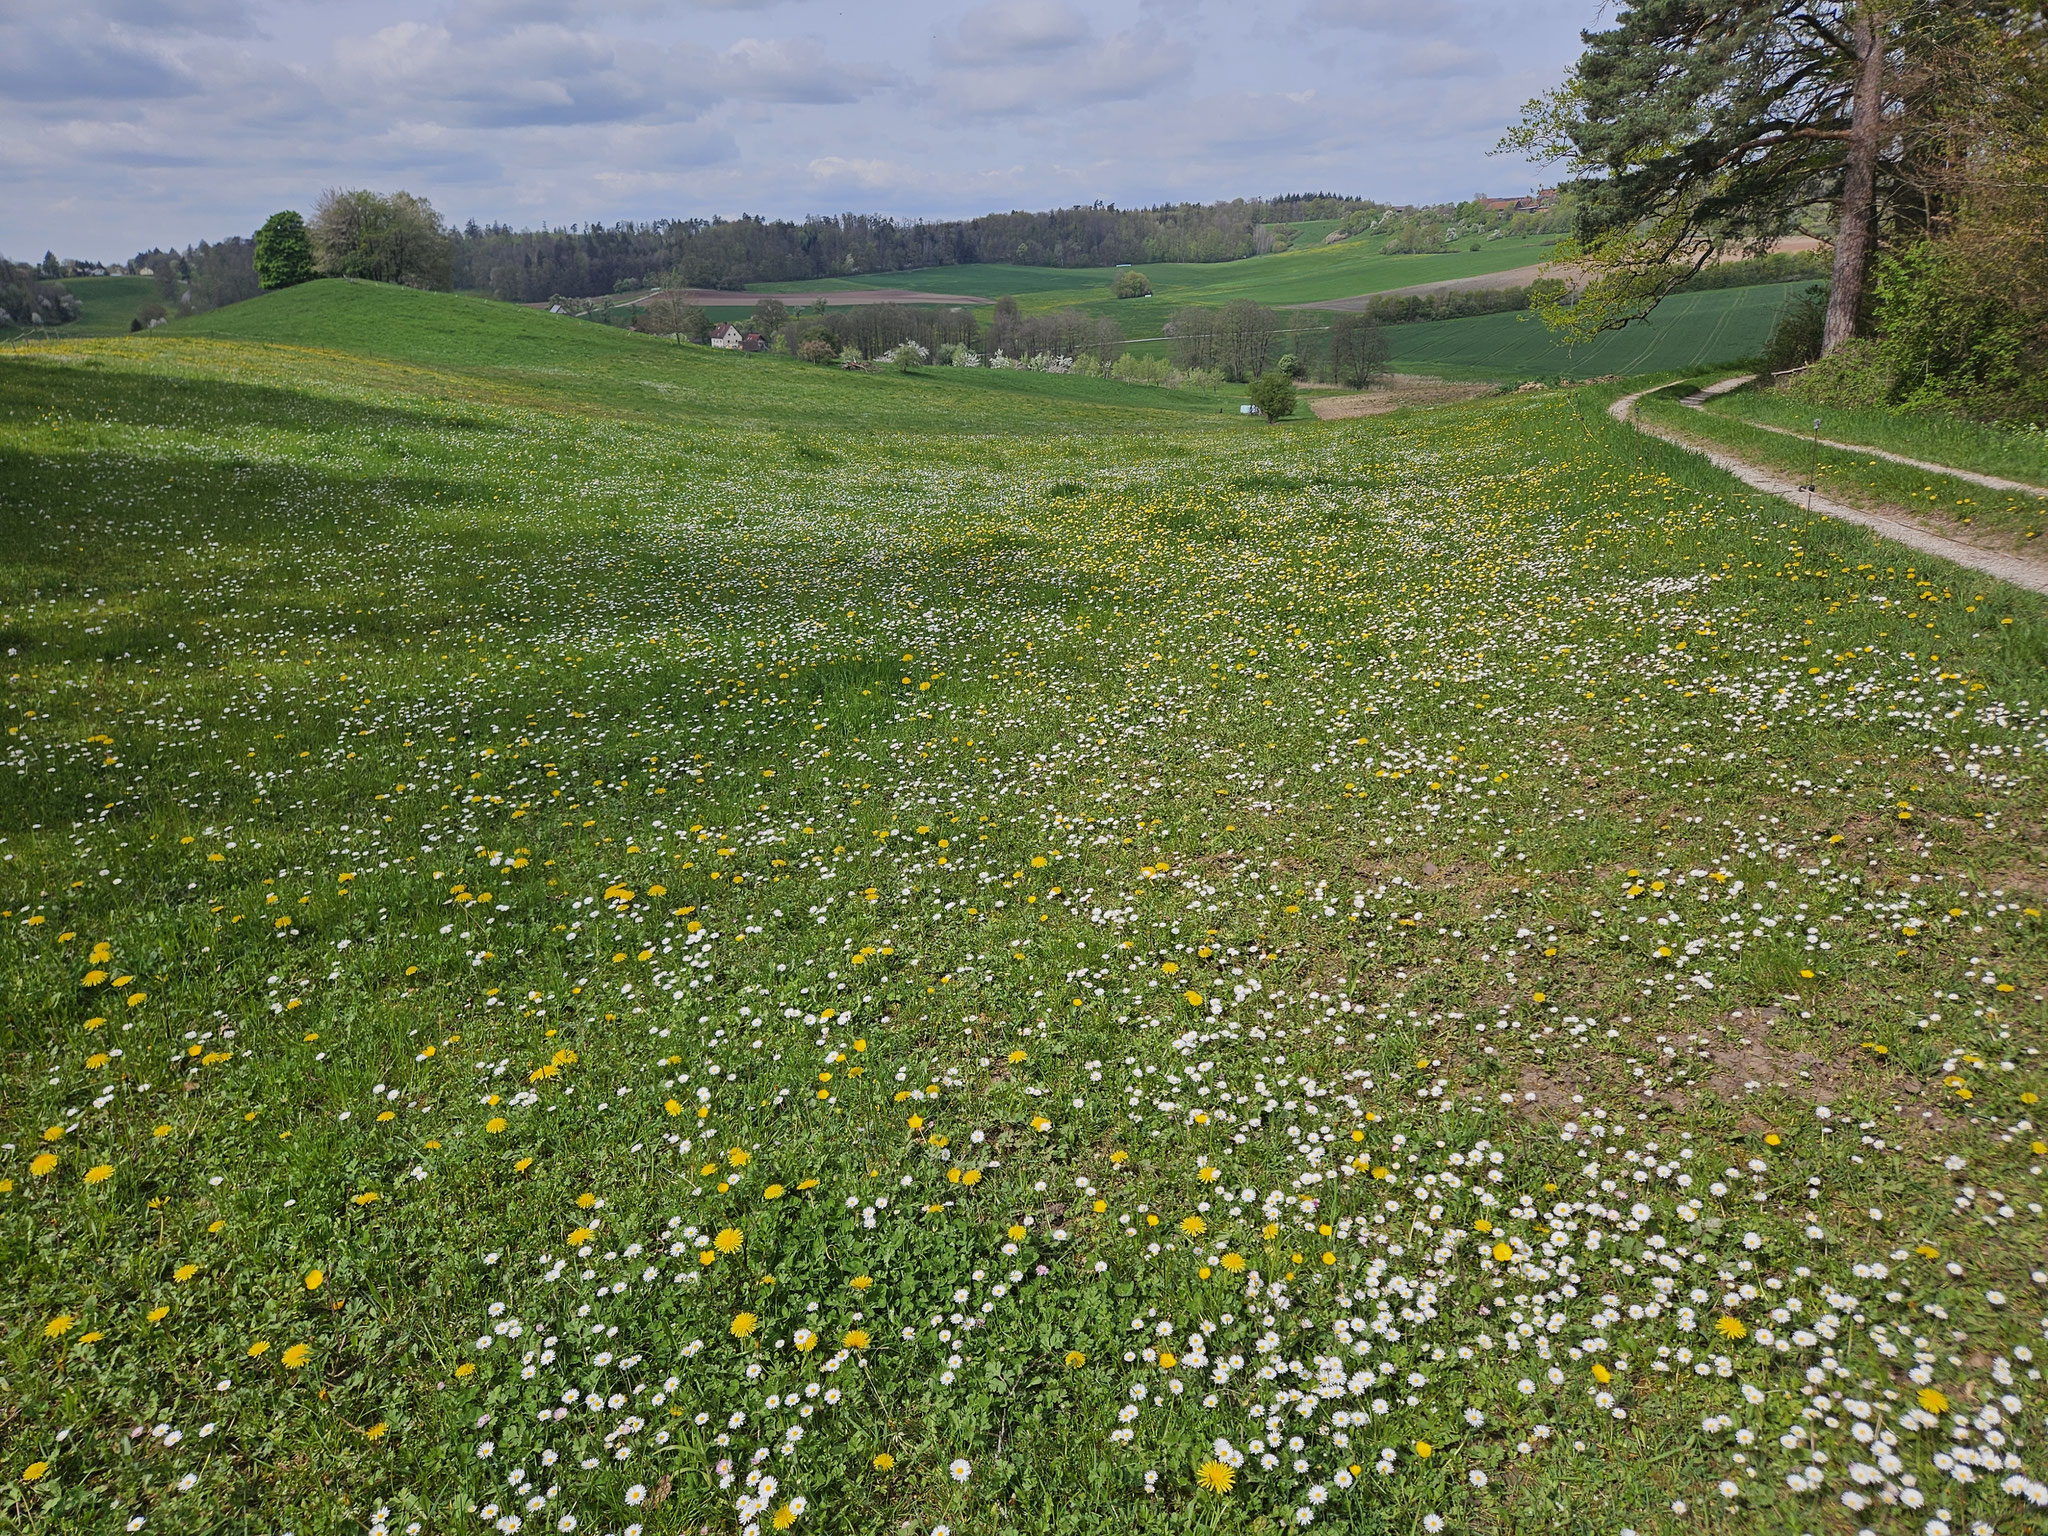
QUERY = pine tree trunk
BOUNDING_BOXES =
[1823,6,1887,355]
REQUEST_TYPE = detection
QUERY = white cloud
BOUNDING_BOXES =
[721,37,894,104]
[3,0,1603,258]
[929,4,1190,116]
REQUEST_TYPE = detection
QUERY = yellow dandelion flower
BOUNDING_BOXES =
[30,1153,58,1177]
[715,1227,744,1254]
[44,1314,75,1338]
[1716,1316,1748,1340]
[1918,1387,1949,1413]
[850,1274,872,1290]
[731,1312,759,1338]
[843,1329,870,1350]
[364,1423,388,1441]
[728,1148,750,1167]
[84,1164,114,1184]
[23,1461,51,1483]
[1065,1350,1087,1368]
[174,1263,198,1282]
[773,1506,797,1531]
[455,1361,476,1377]
[485,1118,507,1134]
[147,1306,169,1322]
[1197,1458,1235,1493]
[872,1453,895,1471]
[304,1269,324,1290]
[1220,1252,1246,1272]
[1413,1440,1433,1458]
[282,1344,312,1369]
[247,1340,270,1357]
[763,1184,785,1200]
[575,1191,596,1209]
[1183,990,1204,1007]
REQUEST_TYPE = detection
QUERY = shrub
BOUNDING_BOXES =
[1759,284,1826,375]
[797,338,837,365]
[1276,352,1305,380]
[1113,268,1152,299]
[253,211,316,290]
[1780,338,1895,409]
[1872,242,2045,418]
[1110,353,1171,386]
[1246,371,1297,422]
[889,340,929,372]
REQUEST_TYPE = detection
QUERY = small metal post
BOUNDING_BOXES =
[1806,417,1821,511]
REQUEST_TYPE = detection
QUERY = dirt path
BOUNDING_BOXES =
[1611,383,2048,597]
[1678,376,2048,497]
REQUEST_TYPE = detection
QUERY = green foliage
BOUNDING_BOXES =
[310,189,453,290]
[0,262,79,330]
[1871,242,2047,420]
[750,296,790,335]
[1758,284,1827,375]
[1328,311,1391,388]
[1244,370,1296,421]
[1112,269,1151,299]
[1780,337,1896,410]
[253,211,317,291]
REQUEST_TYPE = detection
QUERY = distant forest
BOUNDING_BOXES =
[451,196,1373,303]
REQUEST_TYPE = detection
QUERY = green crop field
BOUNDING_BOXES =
[4,281,2048,1536]
[749,234,1564,332]
[3,275,164,342]
[1380,283,1809,380]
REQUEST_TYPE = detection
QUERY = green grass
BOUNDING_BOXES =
[170,280,1247,431]
[1380,284,1809,380]
[1701,385,2048,488]
[749,236,1564,334]
[4,286,2048,1536]
[2,275,164,343]
[1640,390,2047,545]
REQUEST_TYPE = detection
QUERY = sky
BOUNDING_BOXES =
[1,0,1606,261]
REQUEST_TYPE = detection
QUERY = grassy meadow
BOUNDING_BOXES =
[4,282,2048,1536]
[748,234,1565,332]
[2,276,164,343]
[1699,386,2048,490]
[1640,388,2048,548]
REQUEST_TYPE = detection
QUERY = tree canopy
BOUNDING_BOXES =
[310,190,453,290]
[1505,1,1984,352]
[254,211,316,290]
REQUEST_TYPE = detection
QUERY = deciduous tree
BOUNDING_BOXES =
[254,211,316,290]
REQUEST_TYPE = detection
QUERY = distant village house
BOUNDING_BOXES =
[710,323,767,352]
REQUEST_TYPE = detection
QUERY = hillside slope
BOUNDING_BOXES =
[173,280,1240,432]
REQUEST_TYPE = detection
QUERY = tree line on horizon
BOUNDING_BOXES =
[448,195,1372,303]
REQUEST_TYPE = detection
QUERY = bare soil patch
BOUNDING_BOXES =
[1309,376,1498,420]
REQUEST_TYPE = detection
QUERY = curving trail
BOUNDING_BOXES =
[1610,382,2048,597]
